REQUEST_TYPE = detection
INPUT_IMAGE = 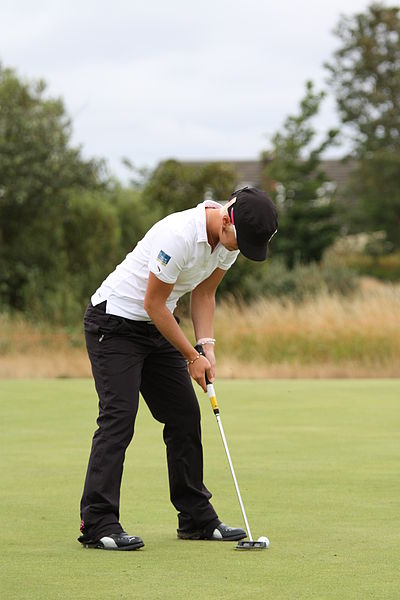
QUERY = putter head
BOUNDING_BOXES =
[235,540,268,550]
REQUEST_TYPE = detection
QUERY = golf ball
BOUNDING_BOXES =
[257,536,270,548]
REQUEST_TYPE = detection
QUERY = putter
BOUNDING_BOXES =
[195,345,269,551]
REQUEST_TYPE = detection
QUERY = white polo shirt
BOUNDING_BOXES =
[91,200,239,320]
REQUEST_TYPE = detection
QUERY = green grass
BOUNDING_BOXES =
[1,379,399,599]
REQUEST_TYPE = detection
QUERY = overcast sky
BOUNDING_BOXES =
[1,0,376,180]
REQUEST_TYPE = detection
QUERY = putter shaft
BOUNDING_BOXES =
[206,381,253,542]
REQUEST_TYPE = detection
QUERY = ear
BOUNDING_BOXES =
[221,213,231,229]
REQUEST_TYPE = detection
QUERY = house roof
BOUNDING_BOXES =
[182,158,357,199]
[319,159,357,196]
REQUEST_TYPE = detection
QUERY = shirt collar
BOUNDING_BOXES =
[196,200,222,243]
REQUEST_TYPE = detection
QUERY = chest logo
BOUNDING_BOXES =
[157,250,171,266]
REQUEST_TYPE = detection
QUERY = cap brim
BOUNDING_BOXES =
[238,238,269,262]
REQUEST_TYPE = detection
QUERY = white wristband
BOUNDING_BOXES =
[196,338,216,346]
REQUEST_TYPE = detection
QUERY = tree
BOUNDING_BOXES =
[325,4,400,247]
[0,65,107,313]
[141,159,236,218]
[262,81,339,268]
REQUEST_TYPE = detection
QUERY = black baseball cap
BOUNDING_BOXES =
[227,187,278,261]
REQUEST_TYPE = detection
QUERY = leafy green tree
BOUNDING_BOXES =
[61,192,121,313]
[262,81,339,268]
[141,159,236,218]
[0,65,106,313]
[111,186,156,257]
[196,163,237,203]
[141,160,200,218]
[325,4,400,247]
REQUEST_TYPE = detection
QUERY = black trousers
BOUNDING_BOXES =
[80,301,220,540]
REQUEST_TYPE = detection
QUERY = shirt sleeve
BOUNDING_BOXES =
[148,229,188,284]
[218,249,240,271]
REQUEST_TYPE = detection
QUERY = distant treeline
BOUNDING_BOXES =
[1,5,399,323]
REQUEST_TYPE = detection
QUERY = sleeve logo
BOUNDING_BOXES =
[156,250,171,266]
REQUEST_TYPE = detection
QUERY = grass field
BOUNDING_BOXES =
[1,379,399,599]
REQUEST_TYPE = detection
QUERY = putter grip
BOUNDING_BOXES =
[194,344,219,414]
[194,344,210,385]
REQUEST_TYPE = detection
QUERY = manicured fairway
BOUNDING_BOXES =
[0,379,399,599]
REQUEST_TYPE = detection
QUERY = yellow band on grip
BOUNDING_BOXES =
[210,395,219,412]
[207,383,219,412]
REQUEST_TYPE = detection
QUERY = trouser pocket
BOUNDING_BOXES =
[84,301,129,339]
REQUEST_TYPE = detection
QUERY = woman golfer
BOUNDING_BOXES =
[79,186,277,550]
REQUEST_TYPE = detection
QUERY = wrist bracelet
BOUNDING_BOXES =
[187,354,201,365]
[196,338,216,346]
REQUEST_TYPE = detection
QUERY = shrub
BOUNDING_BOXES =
[218,257,359,304]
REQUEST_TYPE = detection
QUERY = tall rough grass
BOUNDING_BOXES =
[1,280,399,378]
[208,279,400,378]
[0,314,88,378]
